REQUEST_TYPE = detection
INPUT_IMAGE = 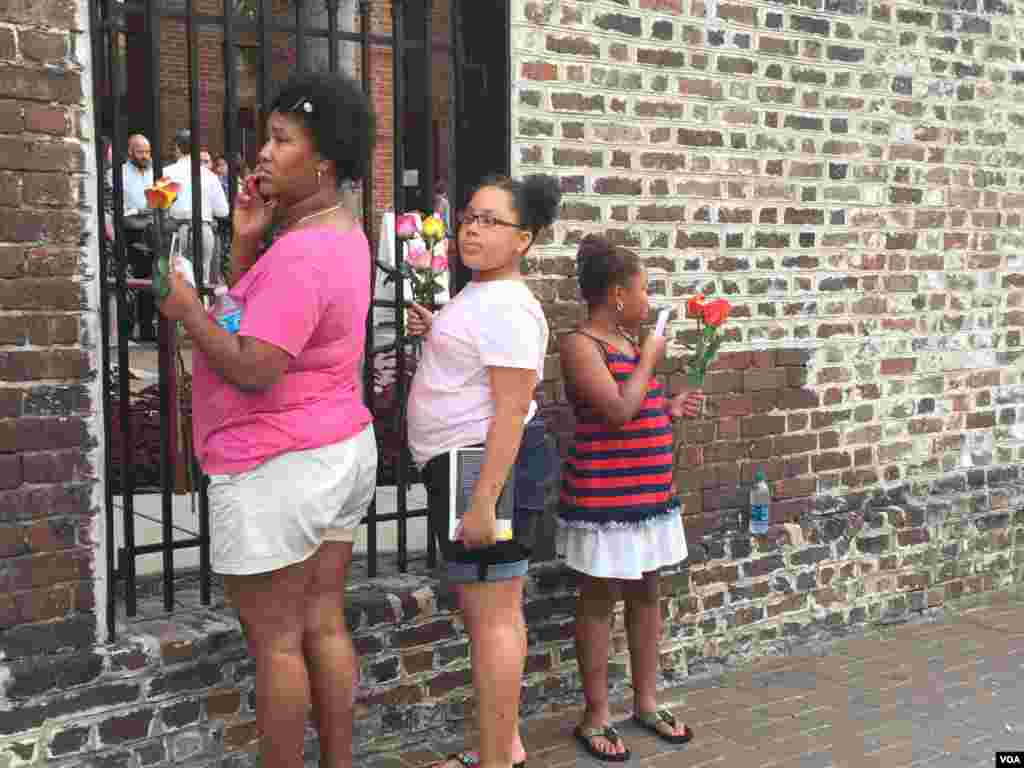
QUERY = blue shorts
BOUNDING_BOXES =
[422,417,553,584]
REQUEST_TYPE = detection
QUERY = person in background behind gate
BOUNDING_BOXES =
[557,235,703,761]
[121,134,153,213]
[405,174,561,768]
[120,134,159,341]
[155,71,377,768]
[165,129,230,286]
[213,154,230,195]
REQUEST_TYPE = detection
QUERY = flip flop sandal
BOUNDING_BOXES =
[574,725,631,763]
[430,751,526,768]
[633,708,694,745]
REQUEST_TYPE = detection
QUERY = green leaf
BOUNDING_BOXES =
[705,336,722,360]
[152,254,170,300]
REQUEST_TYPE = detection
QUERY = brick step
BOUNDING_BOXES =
[16,477,1023,767]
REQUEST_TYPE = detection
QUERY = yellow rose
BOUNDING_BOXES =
[421,215,445,243]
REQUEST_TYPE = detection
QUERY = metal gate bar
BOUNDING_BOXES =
[93,0,449,637]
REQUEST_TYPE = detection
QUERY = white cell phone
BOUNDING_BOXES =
[654,307,671,337]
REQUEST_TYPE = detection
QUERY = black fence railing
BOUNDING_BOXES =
[91,0,454,638]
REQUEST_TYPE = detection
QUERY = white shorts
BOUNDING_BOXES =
[208,425,377,575]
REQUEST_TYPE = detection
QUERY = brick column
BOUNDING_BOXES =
[0,0,104,663]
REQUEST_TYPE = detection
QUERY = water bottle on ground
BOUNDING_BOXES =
[212,285,242,334]
[749,467,770,535]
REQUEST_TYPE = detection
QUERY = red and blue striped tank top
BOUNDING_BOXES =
[558,330,675,528]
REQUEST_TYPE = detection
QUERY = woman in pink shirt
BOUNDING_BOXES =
[157,72,376,768]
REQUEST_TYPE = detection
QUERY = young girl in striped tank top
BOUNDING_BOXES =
[557,235,704,761]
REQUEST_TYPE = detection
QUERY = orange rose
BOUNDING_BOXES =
[701,298,731,327]
[145,178,180,210]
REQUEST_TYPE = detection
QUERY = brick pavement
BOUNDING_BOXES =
[392,591,1024,768]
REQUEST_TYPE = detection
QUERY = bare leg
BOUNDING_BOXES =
[303,542,358,768]
[227,561,313,768]
[622,570,688,738]
[574,575,627,758]
[430,599,527,768]
[458,578,527,768]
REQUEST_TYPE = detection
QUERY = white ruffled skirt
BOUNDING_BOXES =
[555,510,688,580]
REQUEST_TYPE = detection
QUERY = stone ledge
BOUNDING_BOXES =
[2,471,1021,766]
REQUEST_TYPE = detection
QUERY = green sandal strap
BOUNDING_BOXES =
[637,708,678,729]
[578,725,621,744]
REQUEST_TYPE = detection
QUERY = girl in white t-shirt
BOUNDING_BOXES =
[407,174,561,768]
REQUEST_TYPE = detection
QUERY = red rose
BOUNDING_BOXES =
[701,298,731,327]
[686,294,706,319]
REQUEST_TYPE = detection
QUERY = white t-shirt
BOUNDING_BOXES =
[407,279,548,466]
[165,157,229,223]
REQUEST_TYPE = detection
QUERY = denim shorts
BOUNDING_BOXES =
[422,416,553,584]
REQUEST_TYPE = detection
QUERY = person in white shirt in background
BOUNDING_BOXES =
[121,134,153,213]
[110,133,160,341]
[165,129,230,286]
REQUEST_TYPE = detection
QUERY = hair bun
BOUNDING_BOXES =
[577,234,613,264]
[520,174,562,230]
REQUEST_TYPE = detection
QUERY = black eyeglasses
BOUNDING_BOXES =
[456,210,524,229]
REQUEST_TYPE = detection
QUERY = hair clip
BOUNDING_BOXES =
[289,97,314,114]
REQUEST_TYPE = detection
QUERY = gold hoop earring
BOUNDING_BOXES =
[316,169,323,186]
[616,301,624,313]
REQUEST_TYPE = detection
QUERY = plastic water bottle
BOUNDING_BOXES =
[749,467,770,534]
[212,286,242,334]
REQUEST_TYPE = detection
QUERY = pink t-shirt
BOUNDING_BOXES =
[192,225,372,475]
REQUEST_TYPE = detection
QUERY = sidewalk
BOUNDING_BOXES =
[391,591,1024,768]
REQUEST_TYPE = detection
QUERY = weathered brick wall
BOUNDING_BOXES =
[0,0,106,757]
[515,0,1023,687]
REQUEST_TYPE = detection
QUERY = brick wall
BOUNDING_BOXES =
[515,0,1023,684]
[0,0,106,753]
[0,0,101,633]
[514,0,1024,496]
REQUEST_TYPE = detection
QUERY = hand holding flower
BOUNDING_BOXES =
[156,263,201,323]
[669,389,705,420]
[405,302,434,337]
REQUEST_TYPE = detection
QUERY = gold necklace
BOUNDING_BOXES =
[283,202,345,232]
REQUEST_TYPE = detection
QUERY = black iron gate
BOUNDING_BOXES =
[90,0,489,638]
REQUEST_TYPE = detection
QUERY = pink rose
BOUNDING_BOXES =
[404,239,431,269]
[396,213,419,240]
[431,241,449,272]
